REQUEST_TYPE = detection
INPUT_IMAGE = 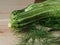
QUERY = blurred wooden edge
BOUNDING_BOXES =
[0,19,10,33]
[35,0,46,3]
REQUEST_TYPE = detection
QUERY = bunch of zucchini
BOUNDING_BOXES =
[9,0,60,45]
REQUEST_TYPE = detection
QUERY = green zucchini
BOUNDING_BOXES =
[9,0,60,45]
[9,0,60,31]
[9,6,60,31]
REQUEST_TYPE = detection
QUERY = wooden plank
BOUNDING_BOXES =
[0,0,34,10]
[35,0,45,3]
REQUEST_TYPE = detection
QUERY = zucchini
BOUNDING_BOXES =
[9,0,60,45]
[9,6,60,31]
[9,0,60,31]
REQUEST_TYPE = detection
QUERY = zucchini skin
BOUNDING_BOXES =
[39,17,60,29]
[9,9,25,30]
[9,0,60,31]
[25,0,60,12]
